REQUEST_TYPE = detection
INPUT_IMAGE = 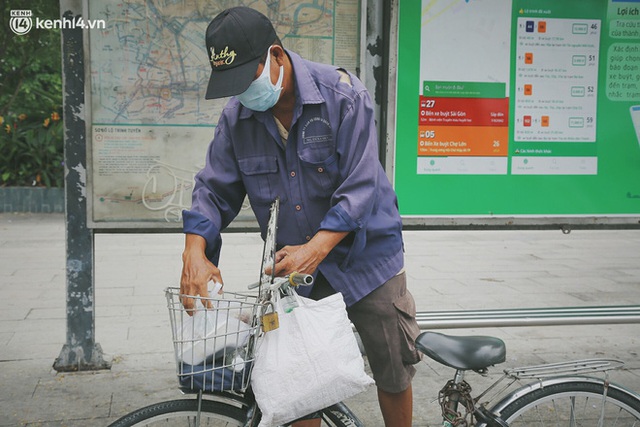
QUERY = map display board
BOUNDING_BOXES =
[86,0,361,227]
[395,0,640,223]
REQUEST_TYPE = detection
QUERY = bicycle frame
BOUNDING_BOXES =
[169,356,637,427]
[109,197,640,427]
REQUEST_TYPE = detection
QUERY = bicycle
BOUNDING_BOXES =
[108,199,640,426]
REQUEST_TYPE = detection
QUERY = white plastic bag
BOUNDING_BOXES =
[179,284,251,365]
[251,292,374,427]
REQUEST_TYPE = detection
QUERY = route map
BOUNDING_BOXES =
[87,0,360,225]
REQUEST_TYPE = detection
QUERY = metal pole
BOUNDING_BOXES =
[415,305,640,330]
[54,0,110,372]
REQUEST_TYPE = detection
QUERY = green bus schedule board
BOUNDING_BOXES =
[394,0,640,227]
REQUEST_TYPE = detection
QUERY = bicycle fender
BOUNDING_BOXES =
[481,375,640,424]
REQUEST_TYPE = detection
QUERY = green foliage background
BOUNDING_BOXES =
[0,0,64,187]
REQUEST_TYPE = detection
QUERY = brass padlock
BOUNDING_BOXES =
[261,301,279,332]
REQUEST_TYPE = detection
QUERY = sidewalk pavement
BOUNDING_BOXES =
[1,212,639,426]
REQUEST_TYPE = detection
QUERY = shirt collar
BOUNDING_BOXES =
[287,49,325,106]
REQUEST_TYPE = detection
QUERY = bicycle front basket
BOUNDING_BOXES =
[165,287,261,392]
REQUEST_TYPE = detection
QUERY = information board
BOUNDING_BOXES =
[86,0,361,228]
[394,0,640,225]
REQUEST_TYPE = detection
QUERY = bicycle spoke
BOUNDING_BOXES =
[500,382,640,427]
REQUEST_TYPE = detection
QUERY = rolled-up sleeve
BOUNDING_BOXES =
[182,210,223,264]
[318,85,380,254]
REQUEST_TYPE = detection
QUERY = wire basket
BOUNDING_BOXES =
[165,287,262,392]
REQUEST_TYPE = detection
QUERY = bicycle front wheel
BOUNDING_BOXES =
[498,380,640,427]
[321,402,364,426]
[108,399,247,426]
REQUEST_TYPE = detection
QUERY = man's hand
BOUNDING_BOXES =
[180,234,223,314]
[267,230,348,277]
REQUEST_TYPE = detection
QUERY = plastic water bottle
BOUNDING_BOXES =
[281,294,299,313]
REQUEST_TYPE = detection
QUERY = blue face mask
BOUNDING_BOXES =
[236,47,283,112]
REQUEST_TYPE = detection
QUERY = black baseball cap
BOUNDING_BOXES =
[204,7,278,99]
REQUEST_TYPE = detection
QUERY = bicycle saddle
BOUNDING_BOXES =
[415,331,506,371]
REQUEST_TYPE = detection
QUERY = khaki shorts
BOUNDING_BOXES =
[310,271,422,393]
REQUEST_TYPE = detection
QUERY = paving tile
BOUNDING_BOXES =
[1,214,639,426]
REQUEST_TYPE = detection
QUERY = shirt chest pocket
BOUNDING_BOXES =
[299,153,340,200]
[238,156,282,205]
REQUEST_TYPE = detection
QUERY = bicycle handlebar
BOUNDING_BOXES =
[247,272,314,290]
[288,272,314,287]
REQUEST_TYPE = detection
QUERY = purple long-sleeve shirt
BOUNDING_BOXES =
[183,50,403,306]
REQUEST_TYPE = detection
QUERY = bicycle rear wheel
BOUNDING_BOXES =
[498,380,640,427]
[108,399,247,426]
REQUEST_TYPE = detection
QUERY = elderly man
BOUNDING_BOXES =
[180,7,421,426]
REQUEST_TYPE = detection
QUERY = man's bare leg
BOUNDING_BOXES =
[378,384,413,427]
